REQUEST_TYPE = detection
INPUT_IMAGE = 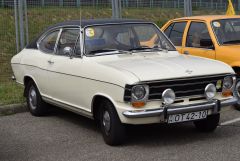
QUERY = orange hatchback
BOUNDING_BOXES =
[162,15,240,108]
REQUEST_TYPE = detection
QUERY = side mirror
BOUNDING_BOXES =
[63,47,73,58]
[200,39,215,50]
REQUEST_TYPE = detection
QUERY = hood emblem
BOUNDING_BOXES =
[185,69,193,74]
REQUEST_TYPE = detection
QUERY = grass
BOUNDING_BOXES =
[0,82,25,106]
[0,6,233,106]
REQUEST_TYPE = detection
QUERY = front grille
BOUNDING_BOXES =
[124,74,232,102]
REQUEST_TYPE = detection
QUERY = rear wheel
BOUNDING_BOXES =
[194,114,220,132]
[26,81,47,116]
[99,100,126,146]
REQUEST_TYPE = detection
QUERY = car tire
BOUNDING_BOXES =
[194,114,220,132]
[26,81,47,116]
[99,100,126,146]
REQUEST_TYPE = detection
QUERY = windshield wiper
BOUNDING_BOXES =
[88,49,130,55]
[223,40,240,44]
[129,46,164,52]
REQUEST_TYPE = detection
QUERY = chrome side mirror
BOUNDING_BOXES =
[63,47,73,58]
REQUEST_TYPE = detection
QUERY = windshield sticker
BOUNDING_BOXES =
[213,21,221,28]
[86,28,95,37]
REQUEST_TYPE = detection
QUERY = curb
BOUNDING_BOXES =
[0,103,28,116]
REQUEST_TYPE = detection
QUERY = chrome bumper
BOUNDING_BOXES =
[123,97,238,119]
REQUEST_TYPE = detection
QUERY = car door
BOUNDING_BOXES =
[32,29,60,97]
[182,21,216,59]
[163,21,187,53]
[46,28,90,111]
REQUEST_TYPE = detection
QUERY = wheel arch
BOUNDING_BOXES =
[91,94,117,121]
[23,75,39,97]
[232,66,240,75]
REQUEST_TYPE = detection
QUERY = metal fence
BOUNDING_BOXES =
[0,0,237,105]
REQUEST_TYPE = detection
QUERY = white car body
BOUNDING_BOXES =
[11,20,237,125]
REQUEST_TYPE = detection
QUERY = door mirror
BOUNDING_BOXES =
[200,39,215,50]
[63,47,73,58]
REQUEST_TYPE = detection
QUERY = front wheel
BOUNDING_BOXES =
[194,114,220,132]
[99,100,126,146]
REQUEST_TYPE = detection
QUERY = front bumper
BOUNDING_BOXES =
[122,97,238,119]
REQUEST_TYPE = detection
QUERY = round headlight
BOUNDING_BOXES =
[205,83,217,100]
[132,85,147,100]
[223,76,234,89]
[235,81,240,98]
[162,89,175,105]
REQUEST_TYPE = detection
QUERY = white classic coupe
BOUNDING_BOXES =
[11,19,238,145]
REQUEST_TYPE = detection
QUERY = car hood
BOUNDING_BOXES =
[98,52,234,82]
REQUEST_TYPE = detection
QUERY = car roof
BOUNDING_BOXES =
[172,15,240,22]
[47,19,149,29]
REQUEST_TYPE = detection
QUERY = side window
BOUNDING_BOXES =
[39,30,59,53]
[164,23,174,37]
[56,29,79,55]
[165,22,187,46]
[186,22,212,48]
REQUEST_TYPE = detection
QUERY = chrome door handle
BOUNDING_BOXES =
[48,60,54,64]
[183,51,190,55]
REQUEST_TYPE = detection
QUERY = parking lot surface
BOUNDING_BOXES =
[1,107,240,161]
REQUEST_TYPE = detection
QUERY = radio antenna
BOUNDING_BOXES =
[79,5,83,57]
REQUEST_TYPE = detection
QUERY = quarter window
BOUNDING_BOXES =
[39,30,59,53]
[164,22,186,46]
[56,29,79,55]
[186,22,212,48]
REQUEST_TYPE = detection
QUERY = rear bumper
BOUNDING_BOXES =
[122,97,238,119]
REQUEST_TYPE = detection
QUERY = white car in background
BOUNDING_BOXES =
[11,19,238,145]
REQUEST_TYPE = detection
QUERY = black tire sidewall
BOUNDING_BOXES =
[26,81,46,116]
[99,100,126,146]
[194,114,220,132]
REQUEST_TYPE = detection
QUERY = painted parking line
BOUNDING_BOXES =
[221,117,240,126]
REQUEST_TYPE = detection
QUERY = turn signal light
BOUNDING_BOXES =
[222,90,232,97]
[131,101,146,108]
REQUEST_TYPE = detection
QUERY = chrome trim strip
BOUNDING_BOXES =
[42,96,93,119]
[149,80,219,89]
[137,74,234,84]
[122,97,237,118]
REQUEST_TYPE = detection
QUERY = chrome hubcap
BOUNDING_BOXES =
[29,86,37,110]
[103,110,111,133]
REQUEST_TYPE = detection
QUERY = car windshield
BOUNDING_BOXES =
[84,23,176,56]
[212,18,240,45]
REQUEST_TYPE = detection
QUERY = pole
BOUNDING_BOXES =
[112,0,122,19]
[41,0,44,7]
[59,0,63,7]
[184,0,192,16]
[14,0,19,53]
[18,0,25,50]
[24,0,28,44]
[1,0,4,8]
[77,0,80,7]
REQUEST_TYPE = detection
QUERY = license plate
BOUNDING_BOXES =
[168,110,208,124]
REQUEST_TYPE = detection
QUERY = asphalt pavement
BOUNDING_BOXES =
[1,107,240,161]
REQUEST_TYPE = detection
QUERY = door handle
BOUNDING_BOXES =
[183,51,190,55]
[48,60,54,64]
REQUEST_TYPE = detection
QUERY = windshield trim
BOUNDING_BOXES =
[82,22,177,57]
[211,18,240,46]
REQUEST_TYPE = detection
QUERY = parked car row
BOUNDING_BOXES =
[11,18,240,146]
